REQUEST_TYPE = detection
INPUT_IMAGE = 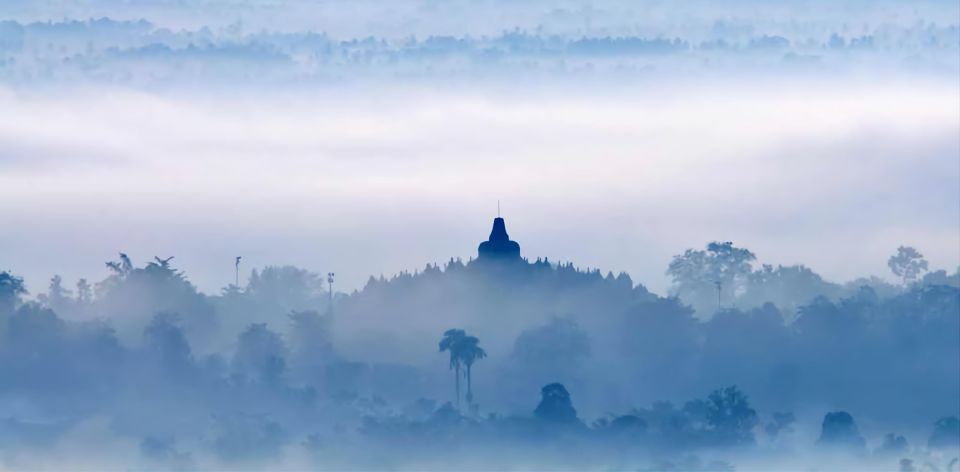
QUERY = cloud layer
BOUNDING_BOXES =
[1,78,957,293]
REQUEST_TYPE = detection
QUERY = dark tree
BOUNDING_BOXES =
[143,312,193,376]
[705,385,759,445]
[608,414,648,438]
[75,278,92,305]
[105,252,134,277]
[928,416,959,449]
[233,323,288,385]
[459,335,486,407]
[0,271,27,315]
[288,310,333,372]
[44,275,72,307]
[667,241,756,313]
[888,246,928,286]
[817,411,866,451]
[534,383,578,425]
[438,328,466,409]
[246,266,328,314]
[875,433,909,456]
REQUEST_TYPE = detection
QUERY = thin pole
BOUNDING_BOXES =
[327,272,335,315]
[715,280,722,311]
[235,256,241,287]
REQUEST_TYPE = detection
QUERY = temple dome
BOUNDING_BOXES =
[478,217,521,260]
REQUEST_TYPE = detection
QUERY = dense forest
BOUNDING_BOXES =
[1,233,957,469]
[1,10,956,88]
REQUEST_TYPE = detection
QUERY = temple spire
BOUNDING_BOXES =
[478,215,521,260]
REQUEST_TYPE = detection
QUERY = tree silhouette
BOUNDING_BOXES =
[438,328,466,409]
[876,433,909,456]
[143,312,193,375]
[704,385,758,445]
[153,256,175,269]
[75,278,92,305]
[459,335,486,407]
[234,323,288,385]
[105,252,134,277]
[817,411,866,451]
[39,275,73,313]
[534,382,578,425]
[0,271,27,315]
[928,416,959,449]
[888,246,928,286]
[667,241,756,313]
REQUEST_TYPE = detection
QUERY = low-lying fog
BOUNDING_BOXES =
[1,79,957,295]
[0,1,958,470]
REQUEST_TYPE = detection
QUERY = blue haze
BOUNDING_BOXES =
[0,1,958,470]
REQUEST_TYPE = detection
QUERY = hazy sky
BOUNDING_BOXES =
[1,76,957,295]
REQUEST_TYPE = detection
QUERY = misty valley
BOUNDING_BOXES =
[0,1,958,470]
[0,216,957,470]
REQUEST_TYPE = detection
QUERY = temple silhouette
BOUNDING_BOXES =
[477,217,521,261]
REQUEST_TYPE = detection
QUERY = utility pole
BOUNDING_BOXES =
[715,280,722,312]
[327,272,335,315]
[235,256,242,288]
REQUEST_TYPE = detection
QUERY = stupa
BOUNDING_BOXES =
[477,217,521,261]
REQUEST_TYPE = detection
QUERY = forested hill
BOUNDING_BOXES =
[0,241,957,468]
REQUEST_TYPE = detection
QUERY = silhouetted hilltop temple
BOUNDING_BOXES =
[478,217,521,261]
[349,214,649,325]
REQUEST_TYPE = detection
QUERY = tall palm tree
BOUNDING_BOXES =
[459,335,486,407]
[438,328,466,409]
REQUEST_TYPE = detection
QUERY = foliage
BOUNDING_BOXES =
[667,241,756,314]
[534,383,579,425]
[817,411,866,451]
[0,271,27,315]
[0,242,955,467]
[928,416,960,449]
[888,246,929,286]
[704,386,758,445]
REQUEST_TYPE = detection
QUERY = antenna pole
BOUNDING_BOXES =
[327,272,335,315]
[715,280,722,311]
[235,256,241,288]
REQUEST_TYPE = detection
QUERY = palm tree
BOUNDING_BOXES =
[438,329,466,409]
[459,335,487,407]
